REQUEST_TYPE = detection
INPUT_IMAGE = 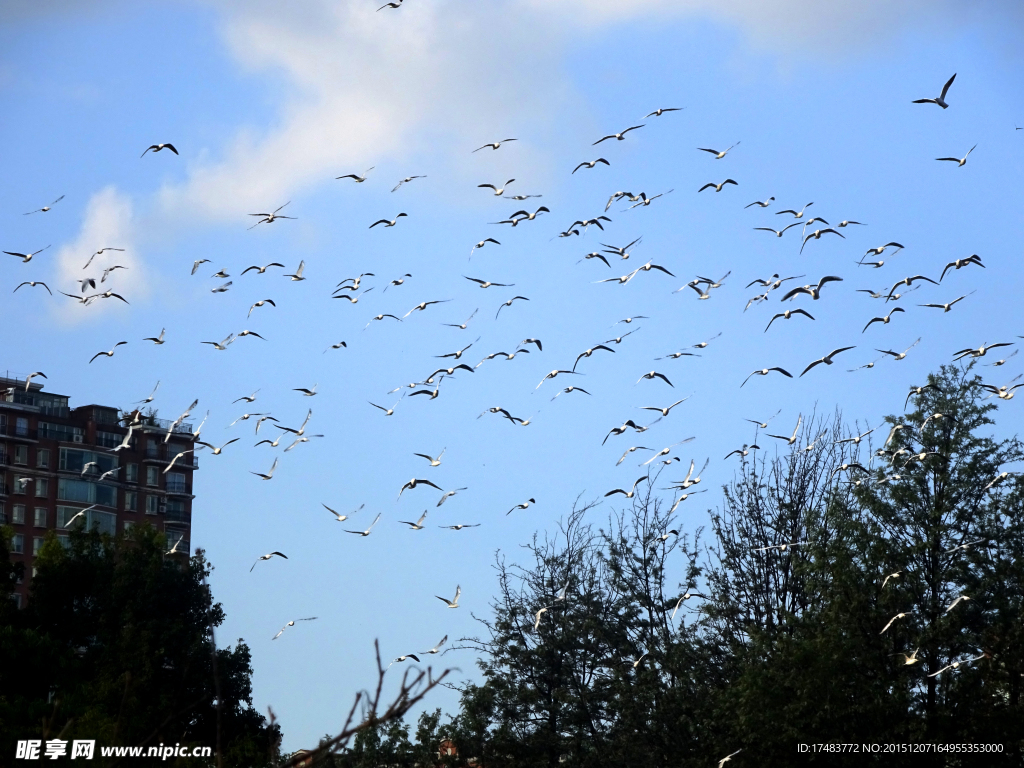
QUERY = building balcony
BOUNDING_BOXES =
[134,415,194,436]
[0,423,38,441]
[164,509,191,524]
[165,480,192,495]
[94,433,122,450]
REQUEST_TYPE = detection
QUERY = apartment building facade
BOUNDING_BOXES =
[0,374,198,607]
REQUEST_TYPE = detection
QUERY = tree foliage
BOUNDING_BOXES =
[440,365,1024,767]
[0,524,281,767]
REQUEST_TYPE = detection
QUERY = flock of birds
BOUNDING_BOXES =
[5,63,1021,763]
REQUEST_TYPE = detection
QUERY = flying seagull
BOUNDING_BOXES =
[23,195,64,215]
[89,341,128,364]
[801,347,856,376]
[912,73,956,108]
[250,552,288,572]
[5,245,50,263]
[741,367,793,387]
[936,144,976,167]
[572,158,610,174]
[698,142,740,159]
[436,585,461,608]
[336,167,374,182]
[141,143,178,157]
[391,175,425,191]
[473,139,517,152]
[698,179,738,193]
[594,125,644,144]
[346,513,382,537]
[645,106,683,118]
[272,617,317,640]
[248,202,295,228]
[13,281,52,295]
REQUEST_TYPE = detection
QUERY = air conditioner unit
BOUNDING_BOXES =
[72,435,83,443]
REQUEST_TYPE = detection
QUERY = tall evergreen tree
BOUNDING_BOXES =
[855,362,1024,753]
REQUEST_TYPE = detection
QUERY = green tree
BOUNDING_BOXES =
[0,523,281,766]
[855,362,1024,755]
[699,366,1024,765]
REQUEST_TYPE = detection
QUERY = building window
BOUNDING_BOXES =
[146,495,160,515]
[90,510,116,536]
[12,593,22,609]
[11,534,24,554]
[0,503,5,524]
[59,448,117,475]
[57,478,91,503]
[13,445,28,465]
[15,417,29,437]
[96,431,121,449]
[165,498,188,523]
[33,537,44,555]
[12,505,25,525]
[146,466,159,487]
[56,478,114,507]
[56,506,114,535]
[57,507,84,530]
[34,508,47,527]
[35,478,48,498]
[126,463,138,483]
[36,448,50,468]
[166,472,187,494]
[38,422,82,442]
[125,491,137,512]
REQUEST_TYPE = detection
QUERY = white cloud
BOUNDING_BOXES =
[51,186,144,324]
[55,0,1024,268]
[524,0,1011,55]
[152,0,1022,230]
[155,0,570,224]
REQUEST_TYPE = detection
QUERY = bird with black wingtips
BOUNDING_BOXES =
[741,367,793,387]
[862,307,905,332]
[801,347,856,376]
[24,195,64,214]
[782,275,843,302]
[141,143,178,157]
[697,142,740,159]
[594,125,644,144]
[912,72,956,108]
[250,552,288,572]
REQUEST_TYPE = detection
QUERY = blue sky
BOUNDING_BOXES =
[2,0,1023,752]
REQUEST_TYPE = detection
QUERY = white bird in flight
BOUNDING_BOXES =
[346,513,382,537]
[272,617,317,640]
[912,72,956,109]
[935,144,976,167]
[436,585,461,608]
[24,195,64,215]
[250,552,288,572]
[697,142,740,159]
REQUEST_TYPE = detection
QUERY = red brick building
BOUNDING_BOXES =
[1,373,198,607]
